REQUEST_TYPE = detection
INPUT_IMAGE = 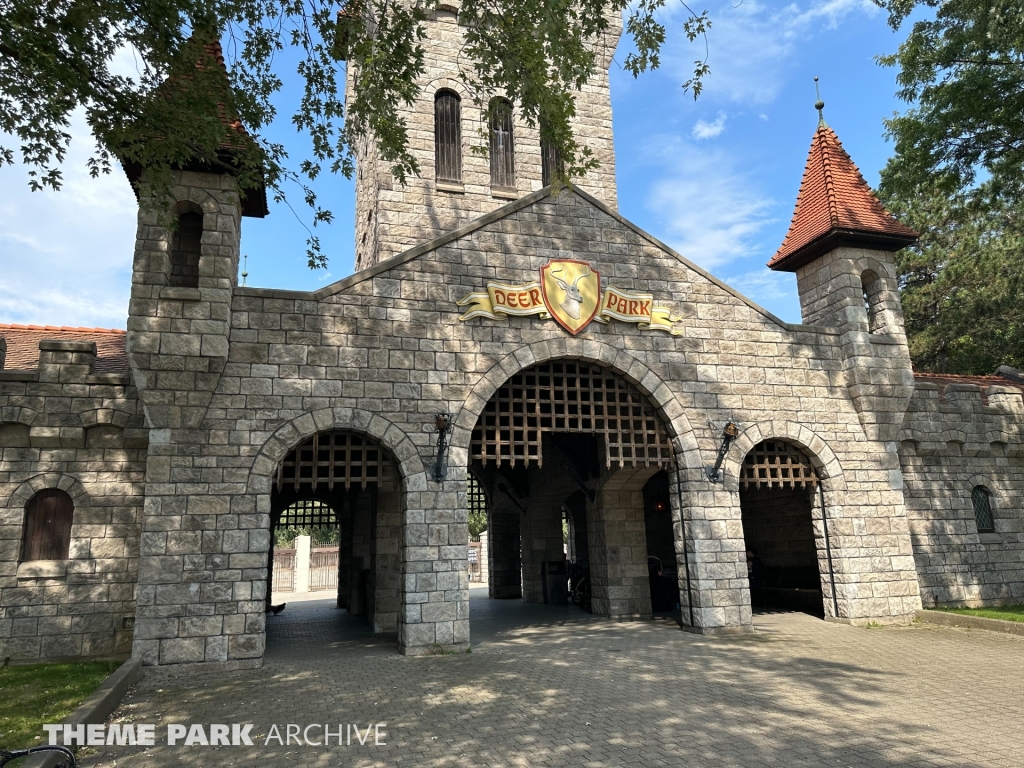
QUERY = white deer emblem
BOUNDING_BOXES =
[550,265,591,320]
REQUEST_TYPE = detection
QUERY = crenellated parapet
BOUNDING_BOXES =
[897,369,1024,607]
[0,326,148,661]
[899,375,1024,457]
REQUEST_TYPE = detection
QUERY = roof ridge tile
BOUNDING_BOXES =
[769,123,917,272]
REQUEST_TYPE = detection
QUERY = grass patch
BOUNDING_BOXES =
[933,605,1024,623]
[0,661,119,749]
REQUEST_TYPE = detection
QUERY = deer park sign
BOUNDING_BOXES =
[457,259,683,335]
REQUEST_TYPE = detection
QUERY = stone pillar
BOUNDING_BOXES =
[372,479,402,632]
[587,467,655,618]
[520,483,568,604]
[294,535,310,594]
[400,467,469,655]
[348,488,373,615]
[673,469,751,632]
[487,497,522,599]
[477,530,489,584]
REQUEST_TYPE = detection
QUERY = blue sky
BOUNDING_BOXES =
[0,0,910,328]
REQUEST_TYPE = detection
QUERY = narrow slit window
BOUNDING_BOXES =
[435,90,462,183]
[489,98,515,190]
[972,486,994,533]
[169,210,203,288]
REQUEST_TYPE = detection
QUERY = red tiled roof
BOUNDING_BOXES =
[0,324,129,374]
[768,123,918,272]
[119,38,269,218]
[913,372,1024,403]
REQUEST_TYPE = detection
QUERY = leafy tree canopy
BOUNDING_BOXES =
[877,0,1024,374]
[877,0,1024,199]
[881,181,1024,374]
[0,0,709,266]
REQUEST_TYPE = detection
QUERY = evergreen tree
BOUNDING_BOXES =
[881,181,1024,374]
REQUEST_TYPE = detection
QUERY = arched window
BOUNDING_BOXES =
[169,207,203,288]
[489,98,515,190]
[861,270,885,334]
[971,486,994,533]
[22,489,74,562]
[434,89,462,184]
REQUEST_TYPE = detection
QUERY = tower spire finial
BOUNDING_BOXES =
[814,76,827,127]
[241,254,248,287]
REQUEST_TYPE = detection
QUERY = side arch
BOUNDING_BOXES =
[722,420,848,495]
[0,406,39,427]
[245,407,427,496]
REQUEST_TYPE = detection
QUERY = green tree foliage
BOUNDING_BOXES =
[877,0,1024,374]
[274,524,339,547]
[468,506,487,538]
[881,181,1024,374]
[0,0,709,266]
[877,0,1024,199]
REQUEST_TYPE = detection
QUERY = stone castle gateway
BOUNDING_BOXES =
[1,10,1022,666]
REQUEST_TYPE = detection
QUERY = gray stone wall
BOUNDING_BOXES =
[899,382,1024,606]
[123,185,933,666]
[0,341,147,661]
[348,9,621,270]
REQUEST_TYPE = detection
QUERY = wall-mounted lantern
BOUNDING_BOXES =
[705,421,740,483]
[431,412,453,482]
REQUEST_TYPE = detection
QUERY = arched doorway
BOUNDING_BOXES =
[267,430,403,635]
[467,359,678,622]
[739,440,836,618]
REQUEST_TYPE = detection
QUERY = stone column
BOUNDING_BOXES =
[587,467,655,618]
[348,488,373,615]
[477,530,489,584]
[487,497,522,599]
[372,480,402,632]
[400,467,469,655]
[294,535,310,594]
[520,482,569,604]
[673,468,751,632]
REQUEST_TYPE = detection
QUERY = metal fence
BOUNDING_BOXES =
[272,549,296,592]
[310,547,339,591]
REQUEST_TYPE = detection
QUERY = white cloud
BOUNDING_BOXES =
[661,0,878,106]
[724,268,798,308]
[691,112,727,140]
[0,113,137,328]
[642,137,777,270]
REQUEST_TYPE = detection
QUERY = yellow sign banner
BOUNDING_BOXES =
[455,281,550,321]
[600,287,683,335]
[457,262,683,335]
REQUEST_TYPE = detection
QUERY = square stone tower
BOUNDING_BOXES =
[768,110,919,446]
[343,3,622,269]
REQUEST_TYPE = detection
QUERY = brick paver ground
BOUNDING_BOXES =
[79,587,1023,767]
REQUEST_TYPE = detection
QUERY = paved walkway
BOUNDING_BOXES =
[81,588,1023,767]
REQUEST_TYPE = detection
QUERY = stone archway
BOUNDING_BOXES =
[462,354,691,622]
[242,407,469,657]
[723,422,849,620]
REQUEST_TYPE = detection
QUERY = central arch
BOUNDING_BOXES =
[460,349,697,625]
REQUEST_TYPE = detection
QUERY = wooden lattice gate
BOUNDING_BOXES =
[470,360,673,469]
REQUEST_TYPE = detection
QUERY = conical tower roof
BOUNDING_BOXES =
[119,38,268,218]
[768,122,917,272]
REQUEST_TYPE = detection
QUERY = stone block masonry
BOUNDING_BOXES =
[0,332,147,662]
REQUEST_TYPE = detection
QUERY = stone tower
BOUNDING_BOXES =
[768,110,919,447]
[344,5,622,270]
[122,42,272,666]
